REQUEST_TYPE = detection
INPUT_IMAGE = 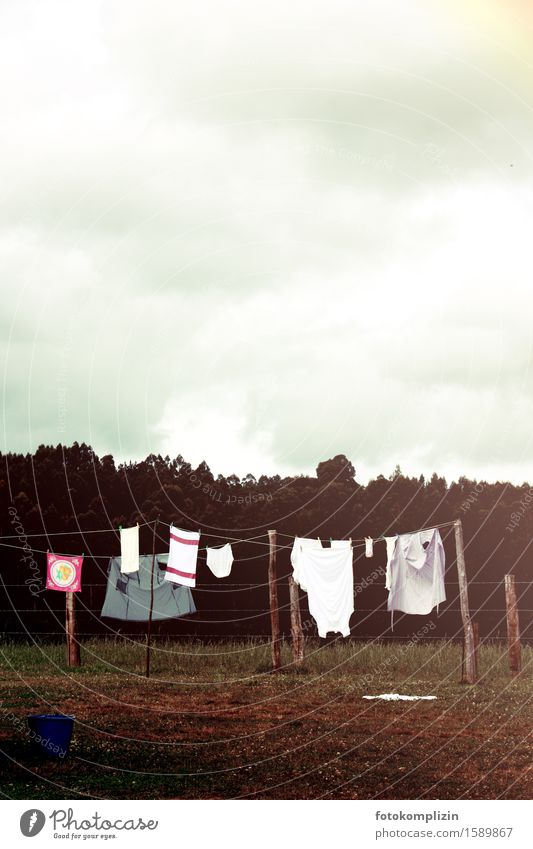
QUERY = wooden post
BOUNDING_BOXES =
[463,621,480,681]
[454,518,477,684]
[65,591,80,667]
[268,529,281,672]
[145,518,158,678]
[504,574,521,675]
[473,621,480,675]
[288,575,304,664]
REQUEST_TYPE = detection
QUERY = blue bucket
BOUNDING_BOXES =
[27,714,74,759]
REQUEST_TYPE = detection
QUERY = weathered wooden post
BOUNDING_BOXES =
[146,518,158,678]
[454,518,477,684]
[473,621,480,675]
[65,591,80,667]
[504,574,521,675]
[288,574,304,664]
[462,620,480,681]
[268,529,281,672]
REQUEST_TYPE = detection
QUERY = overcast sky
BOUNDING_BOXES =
[2,0,533,483]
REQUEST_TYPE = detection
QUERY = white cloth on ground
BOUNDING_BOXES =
[290,537,323,590]
[164,527,200,587]
[295,546,354,638]
[387,528,446,616]
[365,537,373,558]
[384,536,397,591]
[120,525,140,574]
[363,693,437,701]
[206,543,233,578]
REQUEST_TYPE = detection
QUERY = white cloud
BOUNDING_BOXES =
[1,0,533,483]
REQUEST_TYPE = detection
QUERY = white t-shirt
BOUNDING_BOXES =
[296,546,354,638]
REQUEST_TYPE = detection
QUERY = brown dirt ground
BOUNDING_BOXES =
[1,673,531,799]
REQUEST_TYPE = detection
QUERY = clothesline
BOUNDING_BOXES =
[0,520,156,540]
[0,518,490,568]
[0,540,277,556]
[0,532,445,558]
[0,521,270,545]
[4,515,526,648]
[0,519,454,553]
[273,519,457,543]
[157,521,273,548]
[0,541,113,559]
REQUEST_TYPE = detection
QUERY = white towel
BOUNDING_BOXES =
[365,536,373,558]
[120,525,139,574]
[331,539,351,549]
[206,543,233,578]
[363,693,437,701]
[165,527,200,587]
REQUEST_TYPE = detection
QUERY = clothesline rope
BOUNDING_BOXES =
[0,520,156,539]
[0,518,458,548]
[159,523,269,544]
[273,519,457,542]
[0,540,275,557]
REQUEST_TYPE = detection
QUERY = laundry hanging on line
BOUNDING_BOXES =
[46,552,84,592]
[384,536,396,591]
[165,526,200,588]
[206,543,234,578]
[290,536,323,591]
[120,525,139,574]
[386,528,446,620]
[101,554,196,621]
[293,542,354,638]
[331,539,351,549]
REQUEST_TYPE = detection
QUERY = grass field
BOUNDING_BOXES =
[0,638,531,800]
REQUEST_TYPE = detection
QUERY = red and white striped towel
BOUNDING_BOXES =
[164,527,200,587]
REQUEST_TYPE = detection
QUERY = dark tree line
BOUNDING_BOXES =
[0,443,531,642]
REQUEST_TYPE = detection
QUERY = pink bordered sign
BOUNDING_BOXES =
[46,552,84,592]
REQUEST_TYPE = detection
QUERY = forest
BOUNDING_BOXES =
[0,443,531,643]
